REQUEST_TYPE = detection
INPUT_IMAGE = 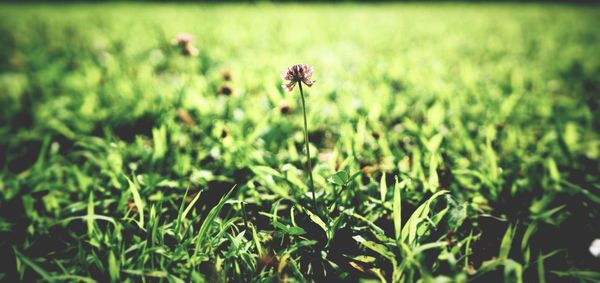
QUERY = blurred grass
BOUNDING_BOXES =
[0,2,599,282]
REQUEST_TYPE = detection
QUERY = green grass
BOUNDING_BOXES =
[0,2,599,282]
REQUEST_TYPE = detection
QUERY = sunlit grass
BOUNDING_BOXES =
[0,3,599,282]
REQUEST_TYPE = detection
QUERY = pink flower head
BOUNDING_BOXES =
[172,33,195,47]
[281,64,315,92]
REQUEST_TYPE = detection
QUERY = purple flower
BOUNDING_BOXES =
[281,64,315,92]
[172,33,195,47]
[172,33,199,57]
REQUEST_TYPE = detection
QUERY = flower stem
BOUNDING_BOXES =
[298,82,317,209]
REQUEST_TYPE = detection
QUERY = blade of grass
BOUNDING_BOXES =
[191,185,237,265]
[13,248,52,281]
[393,177,402,243]
[182,189,202,221]
[87,192,94,237]
[108,250,119,282]
[380,172,387,202]
[499,224,514,259]
[125,175,144,229]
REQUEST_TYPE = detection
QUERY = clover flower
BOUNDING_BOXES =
[172,33,195,47]
[280,63,317,210]
[218,85,233,96]
[222,70,233,81]
[281,64,315,92]
[277,100,292,115]
[172,33,199,57]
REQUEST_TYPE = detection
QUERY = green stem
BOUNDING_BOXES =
[298,82,317,209]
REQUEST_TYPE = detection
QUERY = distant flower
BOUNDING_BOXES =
[590,239,600,258]
[182,45,199,57]
[281,64,315,92]
[172,33,199,57]
[371,131,382,139]
[277,100,292,115]
[222,70,233,81]
[218,85,233,96]
[220,128,229,138]
[172,33,195,47]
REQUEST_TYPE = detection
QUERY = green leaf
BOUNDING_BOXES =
[393,177,402,242]
[306,209,328,235]
[272,221,306,236]
[87,192,94,236]
[401,190,448,245]
[499,224,514,259]
[428,154,439,190]
[547,158,560,182]
[192,185,237,263]
[251,166,283,178]
[537,252,546,283]
[353,235,395,262]
[125,175,144,228]
[250,224,263,257]
[108,250,120,282]
[182,190,202,220]
[551,270,600,281]
[250,166,288,198]
[427,133,444,153]
[328,170,350,186]
[152,125,168,161]
[503,258,523,283]
[14,248,52,281]
[380,172,388,202]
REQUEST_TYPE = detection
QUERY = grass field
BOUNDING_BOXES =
[0,3,599,282]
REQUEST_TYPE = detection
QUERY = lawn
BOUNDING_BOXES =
[0,2,599,282]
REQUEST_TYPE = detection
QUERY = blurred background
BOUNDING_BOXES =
[0,1,599,282]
